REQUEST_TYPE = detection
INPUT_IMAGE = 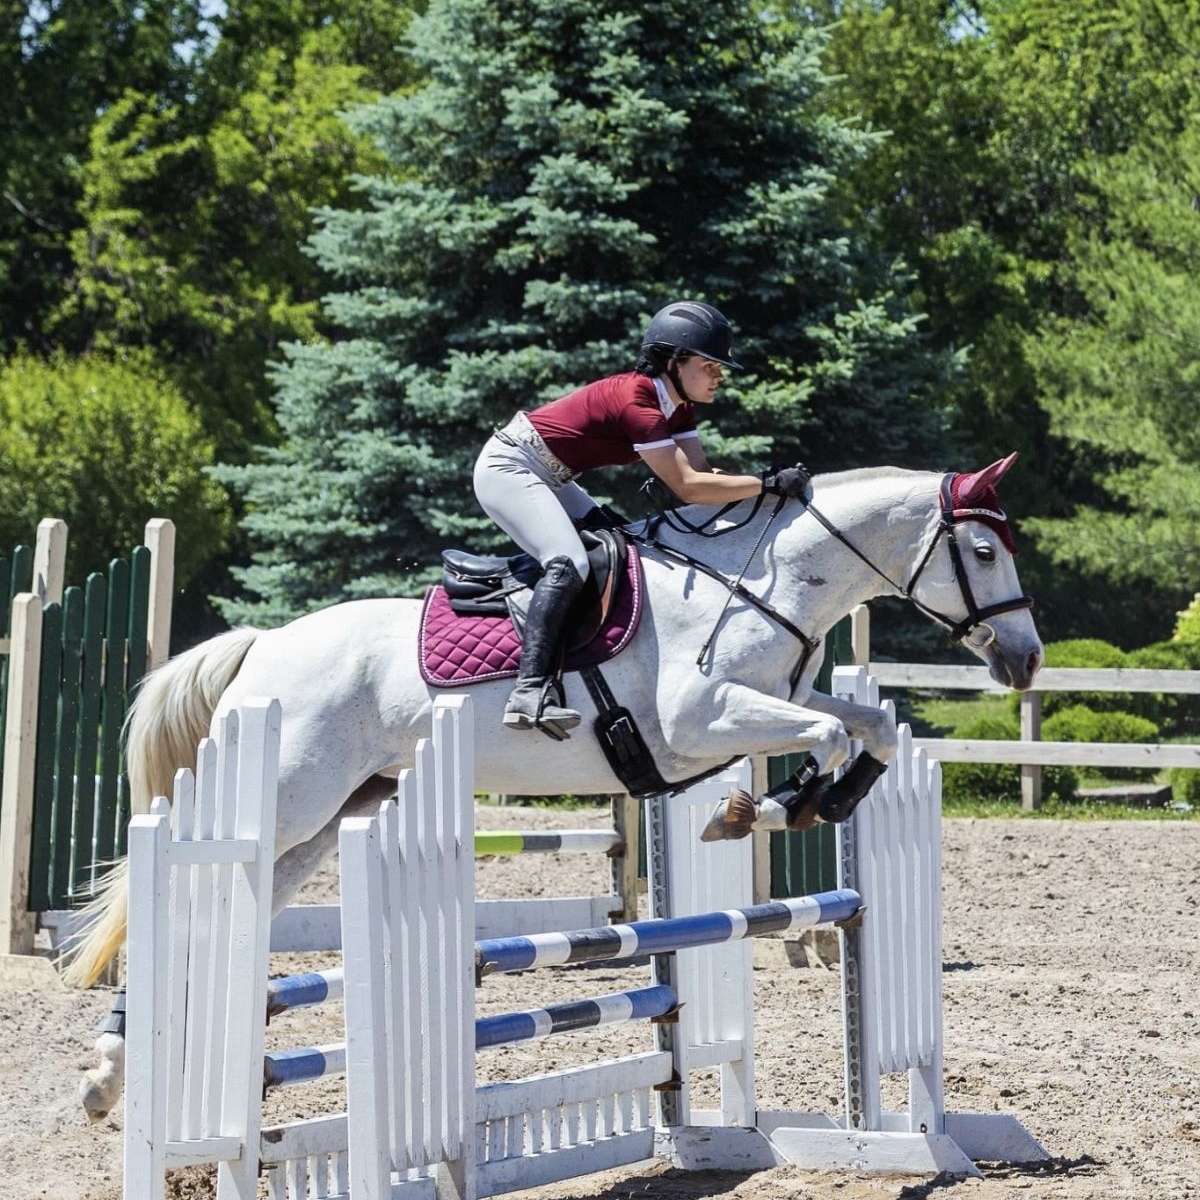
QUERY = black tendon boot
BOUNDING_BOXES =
[786,752,889,826]
[503,556,585,735]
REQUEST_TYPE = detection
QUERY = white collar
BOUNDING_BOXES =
[652,375,678,419]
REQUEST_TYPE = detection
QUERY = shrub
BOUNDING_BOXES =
[1166,767,1200,808]
[1009,638,1131,720]
[1042,705,1159,782]
[1041,705,1159,744]
[1124,641,1200,736]
[941,713,1077,805]
[0,351,231,584]
[1173,594,1200,645]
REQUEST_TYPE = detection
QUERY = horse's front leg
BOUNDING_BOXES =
[659,681,850,839]
[695,688,896,842]
[663,680,853,772]
[759,690,898,831]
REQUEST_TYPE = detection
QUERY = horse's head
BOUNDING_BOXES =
[908,454,1043,690]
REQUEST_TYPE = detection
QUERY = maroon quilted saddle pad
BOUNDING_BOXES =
[419,547,644,686]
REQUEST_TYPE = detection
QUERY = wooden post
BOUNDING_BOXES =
[0,595,43,954]
[144,519,175,669]
[610,794,640,921]
[1020,691,1042,812]
[851,604,870,666]
[33,519,67,605]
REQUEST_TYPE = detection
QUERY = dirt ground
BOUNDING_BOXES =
[2,804,1197,1200]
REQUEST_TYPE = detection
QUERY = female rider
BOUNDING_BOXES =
[473,300,810,733]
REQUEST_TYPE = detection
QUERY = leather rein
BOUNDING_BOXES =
[630,472,1034,685]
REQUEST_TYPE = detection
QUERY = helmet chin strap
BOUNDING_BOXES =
[666,355,694,405]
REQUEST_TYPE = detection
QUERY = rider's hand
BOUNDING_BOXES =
[761,463,812,502]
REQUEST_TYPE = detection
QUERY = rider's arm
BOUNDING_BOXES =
[639,444,762,504]
[674,434,713,473]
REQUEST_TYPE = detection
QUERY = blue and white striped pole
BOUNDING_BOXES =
[476,888,862,976]
[266,970,343,1018]
[476,984,677,1050]
[263,984,679,1089]
[262,887,862,1014]
[263,1043,346,1089]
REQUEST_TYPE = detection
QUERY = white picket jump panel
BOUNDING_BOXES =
[339,696,477,1200]
[662,760,756,1127]
[832,666,943,1117]
[124,699,281,1200]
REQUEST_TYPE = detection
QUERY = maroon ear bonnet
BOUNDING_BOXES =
[947,453,1019,553]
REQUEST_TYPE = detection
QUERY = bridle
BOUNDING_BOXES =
[806,473,1035,649]
[631,472,1035,682]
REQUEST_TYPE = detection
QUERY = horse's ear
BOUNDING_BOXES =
[957,452,1018,503]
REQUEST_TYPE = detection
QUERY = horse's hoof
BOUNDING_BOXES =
[79,1071,117,1123]
[700,789,757,842]
[79,1032,124,1123]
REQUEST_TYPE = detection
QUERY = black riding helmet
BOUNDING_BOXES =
[641,301,743,370]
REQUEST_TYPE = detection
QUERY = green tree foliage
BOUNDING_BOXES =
[1175,595,1200,645]
[217,0,956,626]
[1,1,205,355]
[48,0,421,455]
[0,352,230,582]
[813,0,1200,643]
[1023,119,1200,629]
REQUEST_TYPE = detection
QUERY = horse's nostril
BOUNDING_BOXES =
[1026,650,1041,676]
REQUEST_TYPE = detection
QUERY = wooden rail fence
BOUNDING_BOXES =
[849,606,1199,810]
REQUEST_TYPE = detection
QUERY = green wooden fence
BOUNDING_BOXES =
[28,552,151,910]
[1,544,152,913]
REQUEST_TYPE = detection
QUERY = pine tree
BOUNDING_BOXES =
[217,0,955,626]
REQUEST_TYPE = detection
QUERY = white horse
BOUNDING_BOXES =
[68,459,1042,1119]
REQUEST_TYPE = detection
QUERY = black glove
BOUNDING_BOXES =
[761,463,812,501]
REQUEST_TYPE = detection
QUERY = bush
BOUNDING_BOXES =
[1008,637,1131,721]
[1044,638,1129,669]
[1042,705,1159,782]
[0,351,231,584]
[1166,767,1200,808]
[1041,705,1159,744]
[1124,641,1200,736]
[941,713,1077,805]
[1041,639,1131,717]
[1174,594,1200,645]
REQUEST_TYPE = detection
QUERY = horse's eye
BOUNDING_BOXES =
[974,542,996,563]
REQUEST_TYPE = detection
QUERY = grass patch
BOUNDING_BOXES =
[477,793,610,811]
[943,794,1199,820]
[903,694,1011,737]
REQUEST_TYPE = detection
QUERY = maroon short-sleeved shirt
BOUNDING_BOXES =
[526,372,698,473]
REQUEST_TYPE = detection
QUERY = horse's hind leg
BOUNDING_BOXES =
[271,774,398,913]
[79,774,398,1123]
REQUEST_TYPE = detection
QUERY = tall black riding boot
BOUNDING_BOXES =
[503,556,585,733]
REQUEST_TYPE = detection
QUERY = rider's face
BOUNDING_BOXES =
[674,354,724,404]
